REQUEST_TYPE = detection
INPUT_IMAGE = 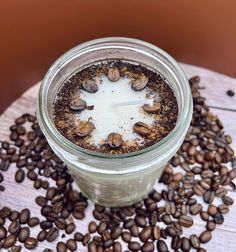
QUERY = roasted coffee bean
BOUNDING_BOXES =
[46,227,59,242]
[76,121,95,137]
[18,227,30,243]
[222,195,234,205]
[130,224,139,237]
[128,241,141,251]
[171,235,181,250]
[107,133,123,148]
[181,237,190,252]
[10,245,22,252]
[200,211,209,221]
[24,237,38,249]
[218,204,229,214]
[19,208,30,224]
[213,213,224,224]
[28,217,40,227]
[226,89,235,97]
[37,230,47,242]
[206,220,216,231]
[121,231,132,243]
[142,102,161,113]
[65,223,76,234]
[190,234,200,249]
[104,239,114,248]
[153,225,161,240]
[207,205,217,216]
[139,226,152,242]
[113,241,122,252]
[69,96,87,111]
[156,240,168,252]
[203,190,215,204]
[142,241,154,252]
[82,233,90,246]
[0,226,7,240]
[9,211,19,222]
[66,239,77,251]
[135,215,147,227]
[131,76,148,91]
[40,220,53,230]
[82,79,98,93]
[2,234,16,249]
[36,196,48,206]
[179,215,193,227]
[74,232,83,241]
[15,169,25,183]
[199,230,212,243]
[88,242,97,252]
[27,170,37,181]
[133,122,151,137]
[8,220,20,235]
[57,241,67,252]
[108,67,120,82]
[0,217,5,226]
[189,204,202,215]
[165,226,176,237]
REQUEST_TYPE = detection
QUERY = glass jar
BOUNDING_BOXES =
[37,37,193,207]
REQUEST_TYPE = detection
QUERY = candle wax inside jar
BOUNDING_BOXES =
[77,76,155,145]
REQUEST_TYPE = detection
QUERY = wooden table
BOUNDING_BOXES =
[0,64,235,251]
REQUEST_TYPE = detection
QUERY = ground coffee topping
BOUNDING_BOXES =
[53,61,178,154]
[0,76,235,251]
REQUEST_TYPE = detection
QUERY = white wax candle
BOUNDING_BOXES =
[77,76,155,145]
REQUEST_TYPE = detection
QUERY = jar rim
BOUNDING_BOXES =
[37,37,192,161]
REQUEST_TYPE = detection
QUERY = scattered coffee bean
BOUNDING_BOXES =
[222,195,234,205]
[199,230,212,243]
[24,237,38,249]
[66,238,77,251]
[57,241,67,252]
[2,234,16,249]
[181,237,191,252]
[156,240,168,252]
[108,67,120,82]
[69,96,87,111]
[226,89,235,97]
[15,169,25,183]
[206,220,216,231]
[46,227,59,242]
[0,226,7,240]
[19,208,30,224]
[76,121,95,137]
[190,234,200,249]
[82,79,98,93]
[142,102,161,113]
[131,76,148,91]
[18,227,30,243]
[213,213,224,224]
[65,223,76,234]
[179,215,193,227]
[128,241,141,251]
[107,133,123,149]
[133,122,151,137]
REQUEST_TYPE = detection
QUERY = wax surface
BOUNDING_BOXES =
[78,76,155,144]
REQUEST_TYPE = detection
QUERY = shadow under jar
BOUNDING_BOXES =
[37,37,193,207]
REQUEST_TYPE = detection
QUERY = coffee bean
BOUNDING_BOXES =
[40,220,53,230]
[10,245,22,252]
[113,241,122,252]
[197,248,207,252]
[207,205,217,216]
[179,215,193,227]
[171,235,181,250]
[189,204,202,215]
[206,220,216,231]
[18,227,30,243]
[121,231,132,243]
[133,122,151,137]
[199,230,212,243]
[190,234,200,249]
[213,213,224,224]
[2,234,16,249]
[57,241,67,252]
[27,170,37,181]
[130,224,139,237]
[0,207,11,218]
[226,89,235,97]
[142,102,161,113]
[19,208,30,224]
[46,227,59,242]
[218,204,229,214]
[139,226,152,242]
[128,241,141,251]
[36,196,48,207]
[0,226,7,240]
[108,67,120,82]
[15,169,25,183]
[165,226,176,237]
[181,237,190,252]
[82,233,90,246]
[222,195,234,205]
[37,230,47,242]
[24,237,38,250]
[200,211,209,221]
[156,240,168,252]
[28,217,40,227]
[66,238,77,251]
[74,232,83,241]
[153,226,161,240]
[8,220,20,235]
[215,187,227,197]
[107,133,123,149]
[76,121,95,137]
[131,76,148,91]
[142,241,154,252]
[104,239,114,248]
[88,242,97,252]
[82,79,98,93]
[69,96,87,111]
[66,223,76,234]
[203,190,215,204]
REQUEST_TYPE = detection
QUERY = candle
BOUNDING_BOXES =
[53,61,178,154]
[38,37,192,206]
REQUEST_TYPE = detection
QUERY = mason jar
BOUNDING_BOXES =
[37,37,193,207]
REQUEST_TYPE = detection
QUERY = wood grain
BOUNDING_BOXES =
[0,64,235,251]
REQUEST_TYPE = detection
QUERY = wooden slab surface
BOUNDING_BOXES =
[0,63,235,252]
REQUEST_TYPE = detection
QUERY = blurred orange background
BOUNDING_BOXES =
[0,0,236,113]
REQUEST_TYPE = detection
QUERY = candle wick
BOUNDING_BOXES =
[113,99,153,107]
